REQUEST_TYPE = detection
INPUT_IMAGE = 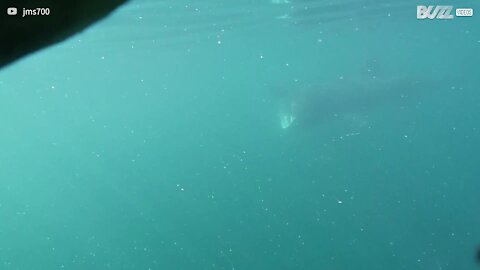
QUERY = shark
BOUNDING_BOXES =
[274,74,446,130]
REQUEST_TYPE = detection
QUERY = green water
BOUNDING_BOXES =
[1,0,479,269]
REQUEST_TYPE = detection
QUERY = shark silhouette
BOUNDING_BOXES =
[275,75,442,130]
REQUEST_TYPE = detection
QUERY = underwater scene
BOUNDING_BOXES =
[0,0,479,269]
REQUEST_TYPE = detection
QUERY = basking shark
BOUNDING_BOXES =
[0,0,128,69]
[274,75,442,130]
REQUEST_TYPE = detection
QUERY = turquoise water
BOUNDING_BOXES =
[1,0,479,269]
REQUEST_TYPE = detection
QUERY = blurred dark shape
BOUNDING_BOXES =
[0,0,127,69]
[476,246,480,264]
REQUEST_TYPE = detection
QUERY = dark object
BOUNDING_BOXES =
[0,0,128,69]
[477,246,480,264]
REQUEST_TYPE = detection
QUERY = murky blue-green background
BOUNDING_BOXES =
[1,0,479,269]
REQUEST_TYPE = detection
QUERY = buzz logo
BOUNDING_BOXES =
[417,5,454,19]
